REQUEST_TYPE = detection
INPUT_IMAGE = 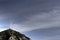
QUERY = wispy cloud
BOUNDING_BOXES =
[0,0,60,32]
[10,8,60,32]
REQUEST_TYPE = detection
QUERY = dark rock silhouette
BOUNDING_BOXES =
[0,29,30,40]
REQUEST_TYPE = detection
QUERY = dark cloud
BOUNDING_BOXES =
[0,0,59,23]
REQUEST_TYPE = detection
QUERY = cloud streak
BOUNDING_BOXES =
[10,8,60,32]
[0,0,60,32]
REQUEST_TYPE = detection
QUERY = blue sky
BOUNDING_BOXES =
[0,0,60,40]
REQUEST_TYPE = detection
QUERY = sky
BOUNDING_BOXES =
[0,0,60,40]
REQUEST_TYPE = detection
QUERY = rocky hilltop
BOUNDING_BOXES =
[0,29,30,40]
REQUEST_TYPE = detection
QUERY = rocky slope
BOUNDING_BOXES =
[0,29,30,40]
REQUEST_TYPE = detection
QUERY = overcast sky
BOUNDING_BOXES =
[0,0,60,40]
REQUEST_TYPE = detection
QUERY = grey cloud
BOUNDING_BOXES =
[0,0,59,23]
[10,8,60,32]
[0,0,60,32]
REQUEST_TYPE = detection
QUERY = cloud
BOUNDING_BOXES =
[0,0,60,32]
[10,8,60,32]
[0,25,8,32]
[0,28,8,32]
[23,26,60,40]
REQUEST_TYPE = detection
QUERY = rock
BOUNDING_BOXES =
[0,29,30,40]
